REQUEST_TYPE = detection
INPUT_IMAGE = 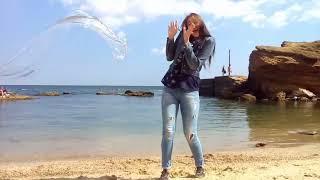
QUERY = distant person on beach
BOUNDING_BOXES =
[228,65,232,76]
[0,86,7,98]
[160,13,215,179]
[222,65,226,76]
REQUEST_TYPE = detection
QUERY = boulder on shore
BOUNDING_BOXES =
[123,90,154,97]
[62,92,72,95]
[248,41,320,100]
[214,76,249,99]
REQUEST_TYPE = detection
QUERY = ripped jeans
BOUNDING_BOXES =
[161,87,204,169]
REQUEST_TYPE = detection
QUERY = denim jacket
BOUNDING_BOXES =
[165,31,216,77]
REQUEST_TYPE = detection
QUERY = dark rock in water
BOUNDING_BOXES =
[287,95,314,102]
[239,94,256,103]
[124,90,154,97]
[63,92,72,95]
[297,130,318,135]
[36,91,60,96]
[300,97,310,102]
[248,41,320,99]
[255,142,266,147]
[124,90,133,94]
[276,91,286,101]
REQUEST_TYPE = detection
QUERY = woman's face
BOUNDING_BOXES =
[187,17,201,38]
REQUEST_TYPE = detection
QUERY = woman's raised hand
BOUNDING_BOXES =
[183,22,195,45]
[168,21,178,40]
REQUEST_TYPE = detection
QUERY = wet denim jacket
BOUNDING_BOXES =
[165,31,216,77]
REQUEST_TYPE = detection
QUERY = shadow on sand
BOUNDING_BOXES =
[40,174,198,180]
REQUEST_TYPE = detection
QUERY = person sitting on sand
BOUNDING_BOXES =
[3,87,8,96]
[0,86,4,98]
[0,86,9,98]
[160,13,215,180]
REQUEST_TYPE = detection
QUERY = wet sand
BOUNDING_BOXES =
[1,144,320,180]
[0,94,33,101]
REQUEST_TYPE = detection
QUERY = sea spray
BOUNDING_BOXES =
[0,10,127,78]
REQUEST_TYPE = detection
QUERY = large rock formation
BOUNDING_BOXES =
[123,90,154,97]
[214,76,248,99]
[248,41,320,99]
[199,79,215,96]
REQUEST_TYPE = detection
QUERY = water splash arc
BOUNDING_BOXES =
[0,10,127,78]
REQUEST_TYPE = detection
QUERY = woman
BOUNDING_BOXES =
[160,13,216,179]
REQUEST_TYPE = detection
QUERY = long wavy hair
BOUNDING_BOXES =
[181,13,215,66]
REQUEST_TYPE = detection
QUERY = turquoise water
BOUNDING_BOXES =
[0,85,320,161]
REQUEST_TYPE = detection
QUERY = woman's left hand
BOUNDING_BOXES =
[183,23,195,45]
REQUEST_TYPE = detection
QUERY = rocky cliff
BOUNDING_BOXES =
[248,41,320,99]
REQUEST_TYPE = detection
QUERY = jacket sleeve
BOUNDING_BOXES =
[166,32,182,61]
[166,37,176,61]
[183,36,215,70]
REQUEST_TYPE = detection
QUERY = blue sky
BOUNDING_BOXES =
[0,0,319,85]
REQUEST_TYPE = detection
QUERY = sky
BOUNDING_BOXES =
[0,0,319,86]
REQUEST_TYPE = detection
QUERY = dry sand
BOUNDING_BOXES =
[0,144,320,180]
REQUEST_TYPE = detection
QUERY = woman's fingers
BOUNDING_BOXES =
[168,21,178,33]
[168,20,178,39]
[174,20,178,30]
[168,21,178,30]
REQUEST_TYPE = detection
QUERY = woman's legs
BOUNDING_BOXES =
[161,88,179,169]
[180,90,204,168]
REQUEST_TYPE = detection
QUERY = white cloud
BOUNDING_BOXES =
[151,45,165,56]
[243,13,267,28]
[299,0,320,22]
[268,4,303,28]
[60,0,74,6]
[205,21,216,31]
[57,0,320,28]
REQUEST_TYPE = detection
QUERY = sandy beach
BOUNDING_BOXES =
[1,144,320,180]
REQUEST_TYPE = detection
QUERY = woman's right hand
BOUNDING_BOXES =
[168,21,178,40]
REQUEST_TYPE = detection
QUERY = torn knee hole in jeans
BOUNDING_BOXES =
[168,117,175,121]
[189,134,194,141]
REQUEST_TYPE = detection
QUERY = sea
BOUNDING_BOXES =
[0,85,319,161]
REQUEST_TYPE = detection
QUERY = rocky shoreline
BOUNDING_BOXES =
[3,40,320,103]
[1,89,155,102]
[201,40,320,103]
[0,94,34,101]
